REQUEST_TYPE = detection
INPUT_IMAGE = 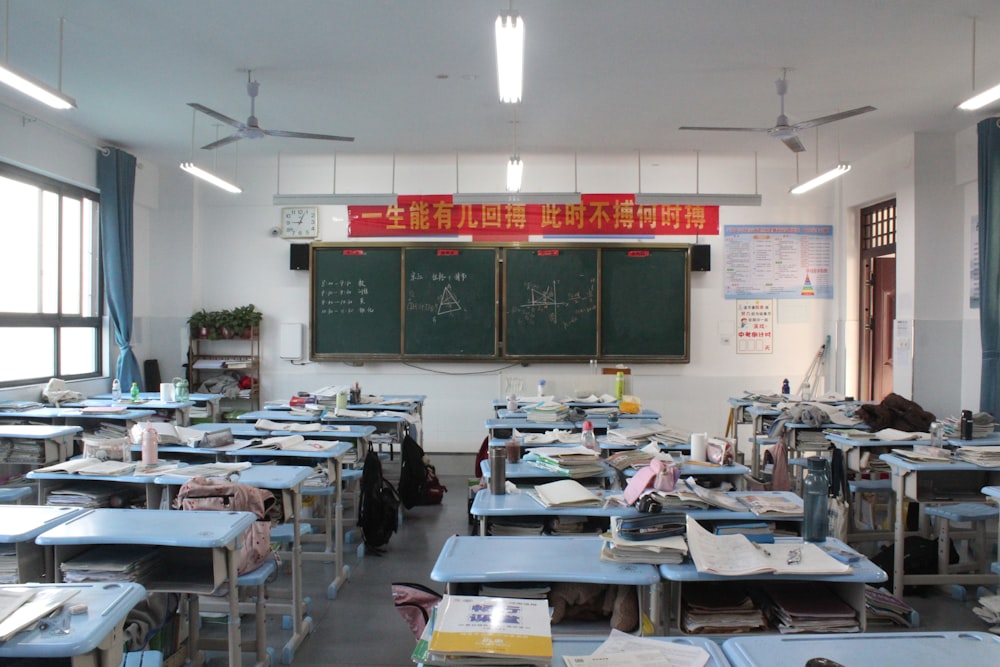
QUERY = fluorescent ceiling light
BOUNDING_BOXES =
[0,63,75,109]
[452,192,581,205]
[495,14,524,103]
[635,193,763,207]
[179,162,242,194]
[506,157,523,192]
[273,193,397,206]
[958,82,1000,110]
[789,164,851,195]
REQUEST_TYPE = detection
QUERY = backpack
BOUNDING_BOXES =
[358,445,400,552]
[391,582,443,639]
[174,476,276,576]
[398,435,448,509]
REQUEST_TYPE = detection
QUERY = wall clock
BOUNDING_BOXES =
[281,207,319,239]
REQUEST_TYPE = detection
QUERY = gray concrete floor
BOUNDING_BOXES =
[205,453,996,666]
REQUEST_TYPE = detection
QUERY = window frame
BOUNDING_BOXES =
[0,161,104,387]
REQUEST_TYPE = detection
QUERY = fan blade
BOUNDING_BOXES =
[188,103,243,129]
[678,125,771,132]
[200,133,243,150]
[792,105,876,131]
[264,129,355,142]
[782,135,806,153]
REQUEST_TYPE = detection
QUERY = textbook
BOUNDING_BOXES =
[424,594,552,665]
[529,479,602,508]
[243,434,338,452]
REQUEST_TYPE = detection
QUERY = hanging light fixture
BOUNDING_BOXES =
[495,4,524,103]
[790,164,851,194]
[179,110,242,193]
[0,5,76,109]
[506,110,523,192]
[958,17,1000,110]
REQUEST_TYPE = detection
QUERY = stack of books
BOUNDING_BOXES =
[525,401,569,423]
[760,581,860,633]
[488,518,545,536]
[412,594,552,666]
[600,516,688,564]
[955,445,1000,467]
[681,583,766,634]
[527,479,602,508]
[865,585,916,627]
[523,446,604,478]
[60,544,162,583]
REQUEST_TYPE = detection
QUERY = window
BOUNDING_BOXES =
[0,162,102,386]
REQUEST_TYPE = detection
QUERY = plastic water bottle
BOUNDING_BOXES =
[581,420,599,453]
[141,421,159,465]
[111,378,122,402]
[537,379,546,397]
[129,381,140,402]
[614,372,625,402]
[781,378,790,395]
[803,456,830,542]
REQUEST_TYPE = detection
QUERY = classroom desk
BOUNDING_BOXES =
[622,459,752,491]
[880,452,1000,598]
[27,467,165,510]
[155,464,313,664]
[236,410,320,424]
[0,424,82,474]
[0,505,85,583]
[94,391,223,421]
[36,507,256,667]
[63,398,195,426]
[0,582,146,666]
[470,488,803,536]
[0,485,33,503]
[495,408,663,422]
[659,536,886,634]
[430,535,662,633]
[0,407,156,424]
[480,459,617,484]
[320,412,413,458]
[722,631,1000,667]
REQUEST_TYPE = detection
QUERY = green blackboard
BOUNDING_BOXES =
[600,247,689,360]
[403,247,498,357]
[502,247,599,358]
[312,246,402,357]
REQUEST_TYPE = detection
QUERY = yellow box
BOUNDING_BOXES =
[619,395,641,414]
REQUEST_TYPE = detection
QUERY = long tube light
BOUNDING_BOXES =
[958,82,1000,110]
[495,14,524,103]
[0,63,75,109]
[789,164,851,195]
[179,162,242,193]
[506,157,523,192]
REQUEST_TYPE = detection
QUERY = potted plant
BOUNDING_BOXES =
[187,309,212,339]
[216,308,236,339]
[233,304,263,338]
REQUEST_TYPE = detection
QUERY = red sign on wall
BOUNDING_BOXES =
[347,195,719,239]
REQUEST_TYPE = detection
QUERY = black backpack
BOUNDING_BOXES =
[398,435,447,509]
[358,445,400,553]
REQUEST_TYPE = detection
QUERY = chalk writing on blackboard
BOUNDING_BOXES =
[513,278,596,329]
[318,278,377,316]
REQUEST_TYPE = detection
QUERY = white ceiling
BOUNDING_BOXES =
[5,0,1000,170]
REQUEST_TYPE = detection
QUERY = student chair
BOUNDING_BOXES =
[924,502,999,576]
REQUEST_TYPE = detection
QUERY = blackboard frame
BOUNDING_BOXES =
[309,242,691,362]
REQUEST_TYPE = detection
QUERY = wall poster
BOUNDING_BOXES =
[724,225,834,300]
[736,299,773,354]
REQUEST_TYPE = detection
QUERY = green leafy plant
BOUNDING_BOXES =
[187,309,213,338]
[232,304,262,337]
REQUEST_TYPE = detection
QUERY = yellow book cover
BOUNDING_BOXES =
[427,595,552,661]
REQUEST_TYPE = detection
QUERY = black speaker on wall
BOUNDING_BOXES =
[290,244,310,271]
[691,244,711,272]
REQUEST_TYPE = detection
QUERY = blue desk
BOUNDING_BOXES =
[430,535,662,633]
[0,407,156,423]
[321,411,413,458]
[65,398,195,425]
[480,459,616,483]
[0,582,146,664]
[37,507,256,667]
[189,421,375,441]
[155,465,313,664]
[94,391,223,421]
[470,488,802,536]
[723,631,1000,667]
[0,505,84,583]
[236,410,320,424]
[0,486,32,503]
[476,635,731,667]
[982,485,1000,578]
[0,425,82,475]
[880,452,1000,598]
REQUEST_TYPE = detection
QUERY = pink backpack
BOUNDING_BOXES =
[174,476,276,576]
[391,582,442,639]
[623,457,680,505]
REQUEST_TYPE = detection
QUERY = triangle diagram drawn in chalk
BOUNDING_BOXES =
[437,284,462,315]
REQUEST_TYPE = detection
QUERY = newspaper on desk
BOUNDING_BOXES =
[562,629,710,667]
[0,587,80,641]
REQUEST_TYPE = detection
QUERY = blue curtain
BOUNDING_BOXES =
[979,118,1000,418]
[97,147,142,389]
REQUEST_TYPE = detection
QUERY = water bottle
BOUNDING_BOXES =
[141,421,159,465]
[614,372,625,402]
[781,378,790,395]
[581,420,599,453]
[960,410,973,440]
[537,379,546,397]
[111,378,122,402]
[803,456,830,542]
[129,381,140,402]
[506,394,518,412]
[174,378,189,402]
[930,421,944,448]
[488,445,506,495]
[607,410,620,430]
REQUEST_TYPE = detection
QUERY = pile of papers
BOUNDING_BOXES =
[760,581,859,633]
[524,401,569,423]
[242,434,339,452]
[412,594,552,666]
[681,583,766,635]
[973,592,1000,631]
[889,444,953,462]
[46,482,141,508]
[604,424,682,447]
[487,518,545,536]
[562,629,712,667]
[0,439,45,464]
[518,429,580,445]
[522,446,604,478]
[60,544,161,582]
[600,516,687,565]
[0,547,17,583]
[954,445,1000,467]
[865,585,916,627]
[528,479,602,508]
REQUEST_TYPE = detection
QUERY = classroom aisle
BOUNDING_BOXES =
[206,453,994,666]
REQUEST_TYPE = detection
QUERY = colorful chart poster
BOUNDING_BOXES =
[736,299,773,354]
[724,225,834,299]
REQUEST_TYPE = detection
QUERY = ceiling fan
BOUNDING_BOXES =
[188,72,354,150]
[679,71,875,153]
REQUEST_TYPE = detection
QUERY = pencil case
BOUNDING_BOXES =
[617,514,686,541]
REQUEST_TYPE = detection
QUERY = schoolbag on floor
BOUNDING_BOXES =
[358,445,400,552]
[174,475,276,575]
[398,435,447,509]
[391,582,443,639]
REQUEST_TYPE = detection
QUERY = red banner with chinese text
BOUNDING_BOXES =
[347,195,718,239]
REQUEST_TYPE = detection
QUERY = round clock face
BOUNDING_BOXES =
[281,207,319,238]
